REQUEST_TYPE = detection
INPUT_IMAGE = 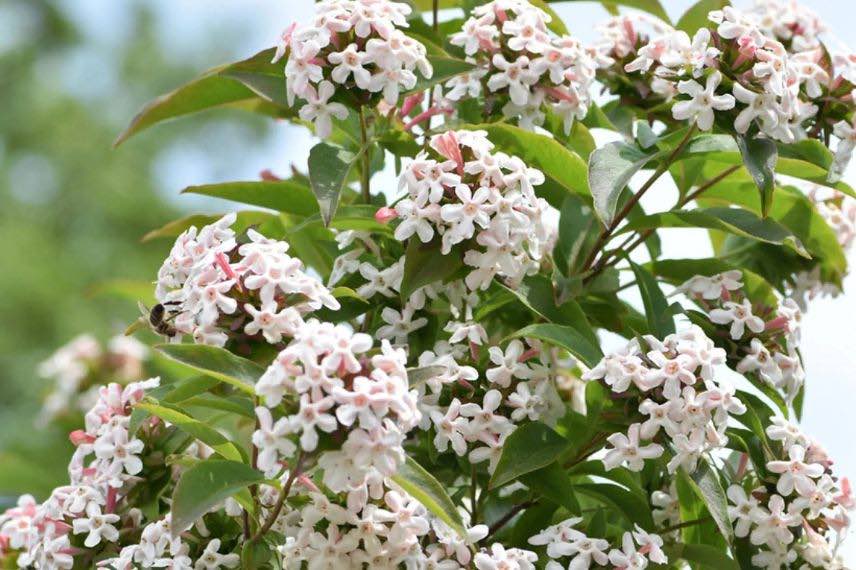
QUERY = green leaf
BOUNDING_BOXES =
[183,180,319,217]
[399,237,463,299]
[155,344,264,395]
[499,275,599,346]
[521,462,581,514]
[171,459,264,535]
[555,194,600,275]
[574,483,655,528]
[689,458,735,544]
[555,0,671,23]
[489,422,569,489]
[136,401,243,462]
[629,260,675,337]
[308,142,359,226]
[115,48,290,146]
[506,323,603,368]
[141,211,275,242]
[391,456,467,539]
[588,141,657,226]
[735,135,777,217]
[620,207,810,258]
[676,0,729,34]
[465,123,590,208]
[667,543,740,570]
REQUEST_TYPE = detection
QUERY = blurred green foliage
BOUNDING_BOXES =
[0,2,271,497]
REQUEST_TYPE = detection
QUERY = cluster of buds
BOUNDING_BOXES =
[392,129,550,291]
[448,0,599,132]
[0,378,159,568]
[155,213,340,348]
[595,1,856,149]
[584,325,745,474]
[727,417,853,568]
[678,270,805,402]
[276,0,433,137]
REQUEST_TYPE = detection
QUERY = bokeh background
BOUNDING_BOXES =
[1,0,854,557]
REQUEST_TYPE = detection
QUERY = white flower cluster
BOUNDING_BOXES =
[416,335,564,474]
[529,517,668,570]
[276,0,432,137]
[727,417,853,569]
[788,185,856,307]
[254,320,420,510]
[679,271,806,402]
[0,378,159,568]
[394,129,550,291]
[583,325,745,474]
[37,334,148,426]
[103,514,240,570]
[277,489,490,568]
[600,2,839,141]
[155,213,340,348]
[448,0,598,133]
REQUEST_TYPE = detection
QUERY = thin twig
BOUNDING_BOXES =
[359,106,371,203]
[588,161,739,280]
[250,452,305,542]
[485,500,536,540]
[581,125,698,273]
[661,516,712,534]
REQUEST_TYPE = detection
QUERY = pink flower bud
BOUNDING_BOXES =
[374,207,398,223]
[69,430,95,446]
[260,169,282,181]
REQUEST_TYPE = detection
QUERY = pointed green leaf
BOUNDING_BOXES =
[676,0,729,34]
[308,142,358,226]
[135,402,243,462]
[619,207,810,258]
[183,180,318,217]
[629,260,676,337]
[588,142,658,226]
[489,422,569,489]
[506,323,603,368]
[115,48,290,146]
[155,344,264,395]
[141,211,275,242]
[171,460,264,535]
[399,237,463,299]
[735,135,777,217]
[391,457,467,539]
[689,458,735,544]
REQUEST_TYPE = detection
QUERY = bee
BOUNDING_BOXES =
[126,301,180,338]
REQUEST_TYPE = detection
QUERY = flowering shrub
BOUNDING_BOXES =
[5,0,856,568]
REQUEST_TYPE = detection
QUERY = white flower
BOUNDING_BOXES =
[672,71,735,131]
[71,503,120,547]
[607,532,648,570]
[474,543,537,570]
[732,83,778,134]
[328,43,372,89]
[677,271,743,299]
[603,424,664,471]
[486,340,532,387]
[93,427,144,476]
[376,305,428,345]
[767,444,825,496]
[298,80,348,138]
[488,54,538,106]
[430,398,470,456]
[727,485,761,538]
[709,299,765,340]
[195,539,239,569]
[749,494,801,547]
[252,407,296,476]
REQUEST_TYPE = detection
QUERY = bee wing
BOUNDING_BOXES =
[125,317,148,336]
